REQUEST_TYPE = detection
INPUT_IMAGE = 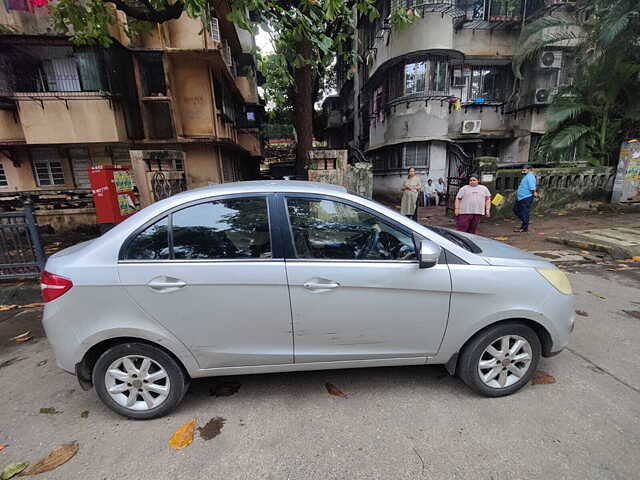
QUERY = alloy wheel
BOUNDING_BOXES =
[477,335,533,389]
[104,355,171,411]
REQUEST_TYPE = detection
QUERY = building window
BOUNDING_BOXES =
[137,53,166,97]
[32,149,65,187]
[0,163,7,187]
[403,58,448,96]
[455,65,512,103]
[404,143,429,168]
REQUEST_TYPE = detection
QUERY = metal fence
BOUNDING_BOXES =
[0,203,46,279]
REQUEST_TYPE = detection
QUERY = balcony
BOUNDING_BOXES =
[0,41,143,144]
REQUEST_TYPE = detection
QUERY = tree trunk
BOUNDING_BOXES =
[294,41,313,180]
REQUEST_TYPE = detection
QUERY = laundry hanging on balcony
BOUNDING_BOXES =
[28,0,48,7]
[6,0,33,12]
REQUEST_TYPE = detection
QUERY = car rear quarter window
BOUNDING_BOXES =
[125,216,170,260]
[172,197,271,260]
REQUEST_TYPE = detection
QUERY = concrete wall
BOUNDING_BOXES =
[492,166,616,216]
[448,107,509,136]
[167,16,206,49]
[0,110,25,142]
[235,76,259,104]
[16,98,128,144]
[0,2,52,35]
[308,150,373,199]
[367,13,455,80]
[171,58,215,137]
[369,102,449,150]
[238,132,261,157]
[183,144,222,188]
[0,149,75,191]
[35,208,96,232]
[452,29,515,57]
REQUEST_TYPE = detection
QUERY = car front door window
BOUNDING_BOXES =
[286,197,416,261]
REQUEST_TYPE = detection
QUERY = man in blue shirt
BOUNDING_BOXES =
[513,165,538,232]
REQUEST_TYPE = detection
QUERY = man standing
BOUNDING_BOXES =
[513,165,538,233]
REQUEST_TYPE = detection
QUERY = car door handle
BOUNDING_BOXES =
[147,278,187,291]
[304,281,340,290]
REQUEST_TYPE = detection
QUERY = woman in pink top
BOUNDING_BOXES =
[454,175,491,234]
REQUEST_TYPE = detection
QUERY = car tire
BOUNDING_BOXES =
[93,342,188,419]
[458,322,541,397]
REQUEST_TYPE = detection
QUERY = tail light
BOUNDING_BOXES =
[41,271,73,303]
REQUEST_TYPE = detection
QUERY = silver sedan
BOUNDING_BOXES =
[42,181,574,418]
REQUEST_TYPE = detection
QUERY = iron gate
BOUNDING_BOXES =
[0,202,46,279]
[151,171,186,202]
[446,143,477,216]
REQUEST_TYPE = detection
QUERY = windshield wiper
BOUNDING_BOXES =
[427,226,482,254]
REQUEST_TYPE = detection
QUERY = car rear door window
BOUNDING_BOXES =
[172,197,271,260]
[126,216,170,260]
[286,197,415,260]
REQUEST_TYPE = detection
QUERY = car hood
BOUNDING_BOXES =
[455,232,552,267]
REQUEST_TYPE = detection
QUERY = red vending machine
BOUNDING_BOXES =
[89,165,137,232]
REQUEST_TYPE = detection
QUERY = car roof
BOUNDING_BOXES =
[191,180,347,195]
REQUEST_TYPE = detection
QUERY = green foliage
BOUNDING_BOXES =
[51,0,115,46]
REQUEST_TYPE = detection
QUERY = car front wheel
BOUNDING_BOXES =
[458,322,541,397]
[93,342,187,419]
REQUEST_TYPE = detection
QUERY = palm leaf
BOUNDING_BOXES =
[550,125,594,150]
[546,104,591,129]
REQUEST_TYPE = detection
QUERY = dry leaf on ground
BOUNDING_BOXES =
[39,407,61,415]
[21,442,79,476]
[493,237,509,241]
[168,419,196,450]
[80,411,89,418]
[325,382,348,398]
[0,305,17,312]
[0,445,6,452]
[531,371,556,385]
[198,417,226,441]
[19,303,43,309]
[11,332,32,343]
[586,291,606,300]
[575,310,589,317]
[1,462,28,480]
[622,310,640,320]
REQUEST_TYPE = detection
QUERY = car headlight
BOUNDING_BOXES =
[536,267,573,295]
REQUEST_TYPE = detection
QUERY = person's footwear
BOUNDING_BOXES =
[514,229,528,233]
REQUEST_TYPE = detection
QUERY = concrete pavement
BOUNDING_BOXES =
[1,264,639,479]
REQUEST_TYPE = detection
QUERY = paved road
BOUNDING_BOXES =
[1,264,639,480]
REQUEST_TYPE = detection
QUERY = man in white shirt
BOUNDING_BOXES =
[423,178,438,206]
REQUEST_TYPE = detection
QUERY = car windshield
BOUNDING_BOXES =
[427,226,482,253]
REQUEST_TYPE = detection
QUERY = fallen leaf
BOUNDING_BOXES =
[0,445,6,452]
[37,360,47,367]
[19,303,43,309]
[168,419,196,450]
[633,256,640,262]
[580,250,590,255]
[575,310,589,317]
[39,407,61,415]
[493,236,509,241]
[80,411,89,418]
[531,371,556,385]
[0,305,17,312]
[209,382,241,397]
[622,310,640,320]
[586,291,606,300]
[11,332,31,343]
[1,462,28,480]
[556,212,567,216]
[198,417,226,440]
[325,382,348,398]
[21,442,79,476]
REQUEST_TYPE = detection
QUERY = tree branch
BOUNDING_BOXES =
[106,0,184,23]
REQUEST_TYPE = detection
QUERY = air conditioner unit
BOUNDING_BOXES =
[534,88,556,105]
[461,120,481,134]
[539,51,562,69]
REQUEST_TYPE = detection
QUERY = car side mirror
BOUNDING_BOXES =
[418,239,441,269]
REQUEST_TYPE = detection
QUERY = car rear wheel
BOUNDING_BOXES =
[458,322,541,397]
[93,342,187,419]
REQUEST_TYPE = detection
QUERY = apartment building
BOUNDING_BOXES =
[325,0,578,200]
[0,0,264,214]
